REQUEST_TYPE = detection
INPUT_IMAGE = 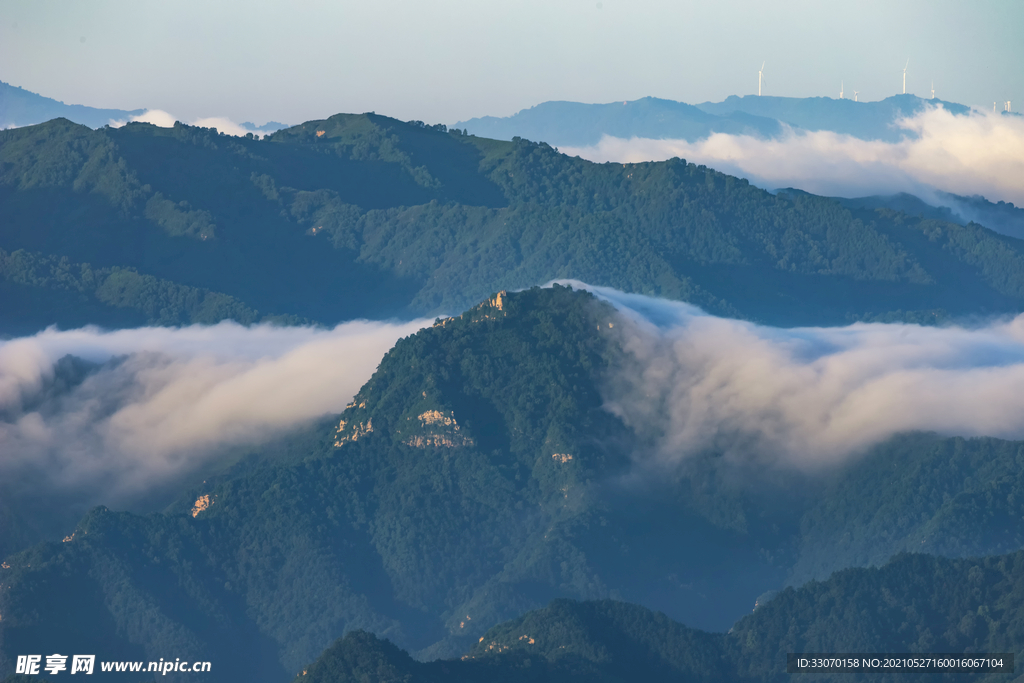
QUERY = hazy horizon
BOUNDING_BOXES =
[2,0,1021,126]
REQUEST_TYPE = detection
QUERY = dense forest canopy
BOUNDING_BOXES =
[4,288,1024,682]
[297,547,1024,683]
[3,113,1024,334]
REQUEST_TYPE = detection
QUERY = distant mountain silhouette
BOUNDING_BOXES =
[0,79,143,129]
[239,120,289,134]
[457,93,973,147]
[0,80,289,133]
[455,96,783,147]
[697,93,971,142]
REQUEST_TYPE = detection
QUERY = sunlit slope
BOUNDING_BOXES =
[4,115,1024,330]
[5,289,1024,682]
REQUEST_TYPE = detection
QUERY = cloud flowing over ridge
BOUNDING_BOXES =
[108,109,275,137]
[560,282,1024,471]
[561,107,1024,207]
[10,282,1024,502]
[0,319,426,502]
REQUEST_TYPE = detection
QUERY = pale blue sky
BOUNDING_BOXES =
[2,0,1021,125]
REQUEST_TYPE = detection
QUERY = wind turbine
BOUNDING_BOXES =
[903,59,909,94]
[931,81,935,99]
[758,62,766,96]
[854,91,859,102]
[839,81,844,99]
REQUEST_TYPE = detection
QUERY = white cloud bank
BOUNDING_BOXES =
[0,319,426,501]
[559,282,1024,472]
[561,107,1024,207]
[108,109,262,137]
[12,281,1024,502]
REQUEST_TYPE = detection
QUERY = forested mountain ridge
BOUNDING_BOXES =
[790,433,1024,585]
[297,549,1024,683]
[0,246,279,335]
[4,114,1024,332]
[0,286,650,681]
[822,190,1024,242]
[6,288,1024,683]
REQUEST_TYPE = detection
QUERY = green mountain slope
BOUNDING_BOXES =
[0,286,767,680]
[791,434,1024,585]
[0,247,283,335]
[299,549,1024,683]
[4,114,1024,331]
[775,188,1024,244]
[0,286,662,680]
[5,288,1024,682]
[299,600,728,683]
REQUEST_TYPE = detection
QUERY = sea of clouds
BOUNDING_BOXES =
[8,286,1024,505]
[0,319,427,504]
[561,107,1024,208]
[107,109,278,137]
[568,282,1024,472]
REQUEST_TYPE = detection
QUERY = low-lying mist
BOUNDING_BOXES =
[565,282,1024,472]
[0,319,427,506]
[8,283,1024,513]
[562,106,1024,209]
[107,109,279,136]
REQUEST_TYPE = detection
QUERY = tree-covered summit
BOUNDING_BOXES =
[333,284,625,472]
[0,286,642,681]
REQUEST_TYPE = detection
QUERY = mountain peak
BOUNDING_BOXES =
[333,285,625,471]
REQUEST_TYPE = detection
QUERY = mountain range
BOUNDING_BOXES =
[302,559,1024,683]
[781,190,1024,243]
[4,287,1024,682]
[4,90,1024,683]
[453,94,1024,241]
[0,80,144,130]
[694,93,971,142]
[4,113,1024,338]
[455,93,972,147]
[0,80,286,134]
[7,79,1017,241]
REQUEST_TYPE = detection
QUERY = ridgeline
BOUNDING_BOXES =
[3,113,1024,334]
